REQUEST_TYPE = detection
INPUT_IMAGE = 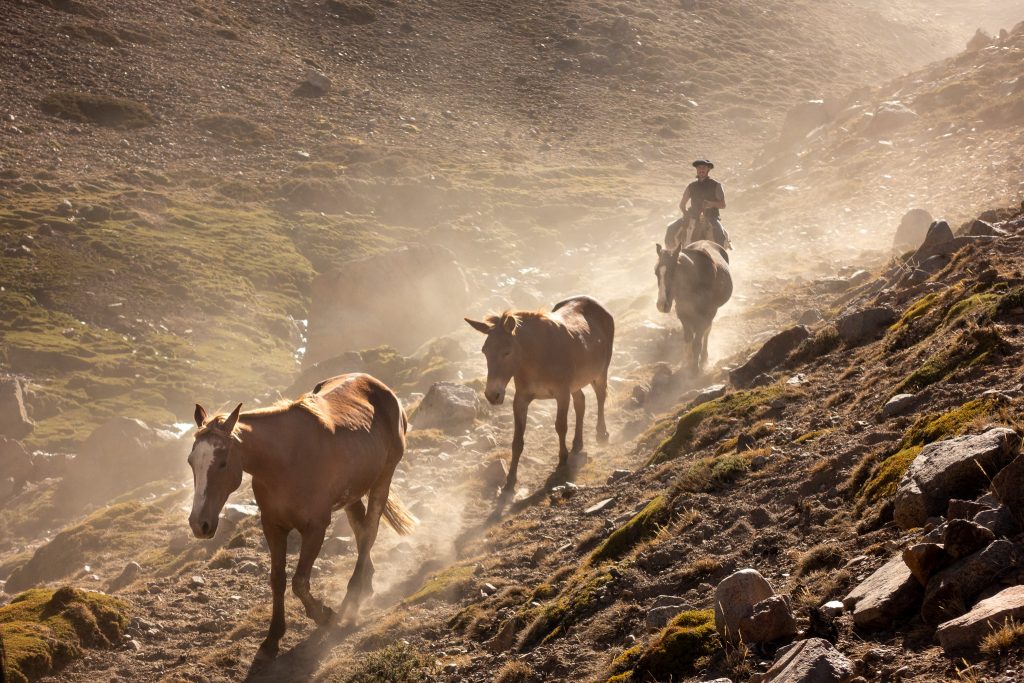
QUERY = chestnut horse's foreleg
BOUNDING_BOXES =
[292,519,332,627]
[554,390,571,468]
[504,392,531,496]
[258,521,289,659]
[570,389,585,454]
[592,375,610,444]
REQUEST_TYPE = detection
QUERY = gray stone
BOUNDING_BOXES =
[893,209,933,251]
[893,428,1021,530]
[106,561,141,593]
[821,601,845,618]
[646,604,687,631]
[843,555,923,630]
[0,378,34,439]
[943,519,995,560]
[937,584,1024,652]
[901,543,949,586]
[584,498,616,515]
[606,469,630,484]
[714,568,775,644]
[836,306,896,344]
[761,637,855,683]
[731,326,810,388]
[992,454,1024,527]
[740,594,798,645]
[972,505,1020,537]
[691,383,727,408]
[922,539,1024,625]
[411,382,479,433]
[947,499,989,521]
[881,394,917,419]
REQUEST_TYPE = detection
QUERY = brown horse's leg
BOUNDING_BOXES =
[292,519,332,626]
[570,389,585,454]
[258,521,289,658]
[341,484,387,620]
[339,500,367,622]
[554,391,570,468]
[592,376,610,444]
[505,392,531,495]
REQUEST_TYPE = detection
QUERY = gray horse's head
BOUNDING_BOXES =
[655,243,681,313]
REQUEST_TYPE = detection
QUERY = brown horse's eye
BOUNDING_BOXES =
[218,460,227,469]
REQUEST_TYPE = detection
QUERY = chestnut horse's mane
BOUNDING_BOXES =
[201,395,338,437]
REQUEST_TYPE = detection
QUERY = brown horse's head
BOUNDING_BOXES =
[465,313,522,405]
[187,403,243,539]
[655,243,681,313]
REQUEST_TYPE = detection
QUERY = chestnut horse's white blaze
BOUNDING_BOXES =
[187,373,415,660]
[656,263,669,312]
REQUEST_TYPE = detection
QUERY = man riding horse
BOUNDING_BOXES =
[664,159,730,251]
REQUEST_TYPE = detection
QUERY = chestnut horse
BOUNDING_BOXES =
[655,240,733,371]
[187,373,416,659]
[465,295,614,495]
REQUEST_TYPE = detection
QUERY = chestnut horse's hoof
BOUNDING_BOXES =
[596,431,610,445]
[255,641,280,662]
[313,605,335,627]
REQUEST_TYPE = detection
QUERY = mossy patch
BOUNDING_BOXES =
[607,609,719,682]
[794,428,834,444]
[404,565,475,605]
[649,384,792,466]
[0,586,129,683]
[39,91,155,128]
[895,326,1008,393]
[590,496,669,564]
[518,568,616,650]
[338,641,433,683]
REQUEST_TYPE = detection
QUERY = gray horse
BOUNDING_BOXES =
[655,240,733,371]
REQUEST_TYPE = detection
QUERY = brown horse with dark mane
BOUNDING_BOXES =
[188,373,415,659]
[465,295,614,495]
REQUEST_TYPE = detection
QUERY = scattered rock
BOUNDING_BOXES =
[0,377,34,439]
[893,428,1021,530]
[947,499,989,521]
[714,568,776,644]
[893,208,933,251]
[730,326,810,388]
[881,394,917,419]
[835,306,896,344]
[411,382,479,433]
[106,561,141,593]
[942,519,995,560]
[991,454,1024,526]
[902,543,949,586]
[646,604,686,631]
[760,637,855,683]
[691,383,727,408]
[740,594,798,645]
[936,584,1024,652]
[606,469,630,484]
[843,555,923,630]
[921,539,1024,625]
[479,458,508,488]
[966,28,993,51]
[972,504,1020,537]
[295,68,331,97]
[584,498,616,515]
[866,101,917,137]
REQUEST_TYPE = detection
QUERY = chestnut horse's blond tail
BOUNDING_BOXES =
[383,495,417,536]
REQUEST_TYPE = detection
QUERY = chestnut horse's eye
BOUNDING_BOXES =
[218,460,227,469]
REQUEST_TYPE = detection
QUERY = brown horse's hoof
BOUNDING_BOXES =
[255,641,280,662]
[314,605,335,627]
[596,431,610,444]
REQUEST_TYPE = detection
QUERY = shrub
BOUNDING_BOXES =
[607,609,720,682]
[343,642,431,683]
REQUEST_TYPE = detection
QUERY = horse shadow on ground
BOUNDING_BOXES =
[243,621,358,683]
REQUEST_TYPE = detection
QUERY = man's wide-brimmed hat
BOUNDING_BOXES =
[692,159,714,169]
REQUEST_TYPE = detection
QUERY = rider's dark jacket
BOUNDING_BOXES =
[684,178,725,220]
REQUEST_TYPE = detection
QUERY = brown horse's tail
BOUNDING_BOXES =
[383,495,417,536]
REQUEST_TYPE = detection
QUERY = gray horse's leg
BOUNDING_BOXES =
[592,376,609,444]
[571,390,585,454]
[293,518,332,626]
[258,520,289,658]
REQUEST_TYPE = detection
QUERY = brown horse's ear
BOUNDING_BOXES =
[671,244,682,259]
[194,404,207,428]
[656,243,663,256]
[465,318,491,334]
[502,314,519,335]
[222,403,243,433]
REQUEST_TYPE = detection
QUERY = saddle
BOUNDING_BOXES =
[664,213,731,250]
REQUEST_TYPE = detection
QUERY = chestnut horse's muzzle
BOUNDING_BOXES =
[189,514,218,539]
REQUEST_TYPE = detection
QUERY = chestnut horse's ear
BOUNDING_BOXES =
[194,404,207,428]
[465,318,491,334]
[502,314,519,335]
[671,244,682,259]
[222,403,243,433]
[656,243,663,255]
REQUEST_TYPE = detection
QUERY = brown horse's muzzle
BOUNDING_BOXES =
[189,513,218,539]
[485,388,505,405]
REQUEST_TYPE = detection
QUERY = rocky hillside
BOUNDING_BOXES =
[3,0,1024,681]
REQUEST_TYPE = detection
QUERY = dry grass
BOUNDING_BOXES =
[795,543,846,576]
[980,618,1024,657]
[493,660,536,683]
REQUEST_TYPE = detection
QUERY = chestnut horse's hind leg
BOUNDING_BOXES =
[258,520,289,659]
[570,390,585,454]
[592,375,609,444]
[339,484,386,621]
[292,518,332,627]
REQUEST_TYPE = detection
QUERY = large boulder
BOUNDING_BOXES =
[730,326,810,388]
[740,594,798,646]
[893,428,1020,530]
[937,585,1024,652]
[893,209,933,251]
[305,245,472,365]
[835,306,895,345]
[0,377,34,439]
[843,554,923,630]
[921,539,1024,625]
[410,382,479,433]
[714,568,775,644]
[761,637,856,683]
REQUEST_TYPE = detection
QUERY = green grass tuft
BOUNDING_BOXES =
[590,496,669,564]
[404,565,475,605]
[607,609,719,682]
